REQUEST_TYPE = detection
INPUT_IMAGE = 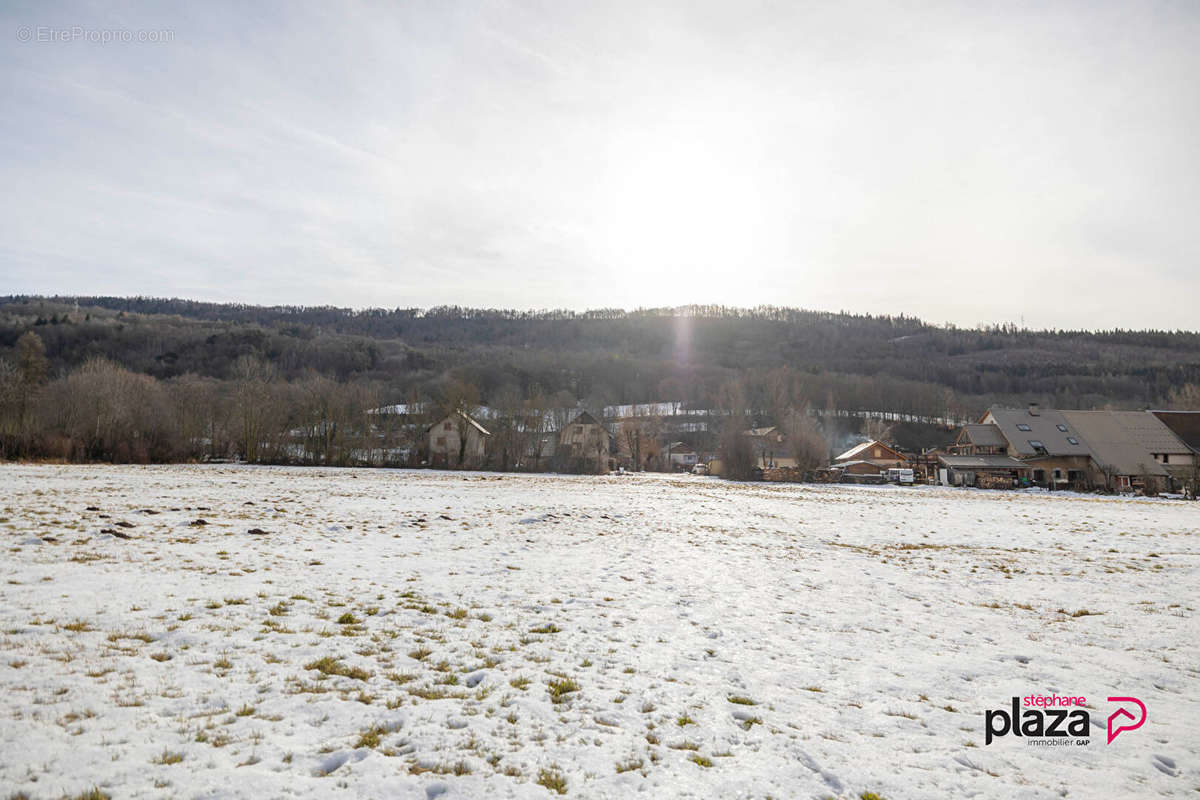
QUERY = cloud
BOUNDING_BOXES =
[2,0,1198,328]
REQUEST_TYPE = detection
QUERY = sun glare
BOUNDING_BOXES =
[599,127,764,302]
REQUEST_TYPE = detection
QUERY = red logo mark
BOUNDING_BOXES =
[1106,697,1146,744]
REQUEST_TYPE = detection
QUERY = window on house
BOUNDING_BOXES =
[1017,424,1031,431]
[1066,437,1079,445]
[436,436,446,446]
[1053,468,1063,480]
[1028,440,1044,448]
[1162,454,1169,464]
[1056,424,1068,432]
[873,447,882,458]
[443,422,452,431]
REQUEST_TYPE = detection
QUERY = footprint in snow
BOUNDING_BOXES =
[316,749,367,775]
[1152,754,1179,777]
[426,783,449,799]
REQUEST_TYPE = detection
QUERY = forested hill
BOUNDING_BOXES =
[2,295,1199,416]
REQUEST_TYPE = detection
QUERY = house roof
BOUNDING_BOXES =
[938,454,1029,470]
[427,410,491,437]
[983,407,1092,457]
[744,426,778,438]
[1149,410,1200,452]
[1059,411,1169,477]
[568,410,603,428]
[958,424,1007,447]
[833,440,905,463]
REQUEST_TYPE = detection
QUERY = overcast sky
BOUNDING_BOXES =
[3,1,1198,329]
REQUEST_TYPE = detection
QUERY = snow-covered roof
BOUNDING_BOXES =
[834,440,903,462]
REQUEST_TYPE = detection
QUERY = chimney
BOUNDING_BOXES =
[1028,402,1040,416]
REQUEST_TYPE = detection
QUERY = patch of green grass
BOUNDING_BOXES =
[529,623,561,634]
[66,789,111,800]
[860,793,887,800]
[152,748,184,765]
[62,619,93,632]
[688,754,713,767]
[667,740,699,751]
[536,765,567,794]
[616,757,643,773]
[509,675,531,690]
[386,671,417,684]
[446,607,468,620]
[727,695,757,705]
[676,712,696,726]
[235,703,255,717]
[547,677,580,704]
[408,646,432,661]
[407,685,467,700]
[336,612,359,625]
[355,724,388,749]
[304,656,370,681]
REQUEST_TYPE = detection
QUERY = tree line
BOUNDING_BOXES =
[2,296,1198,465]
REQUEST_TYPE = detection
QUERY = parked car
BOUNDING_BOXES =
[692,463,708,475]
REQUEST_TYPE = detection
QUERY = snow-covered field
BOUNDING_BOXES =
[0,464,1196,799]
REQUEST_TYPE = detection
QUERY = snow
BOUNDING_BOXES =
[0,464,1196,799]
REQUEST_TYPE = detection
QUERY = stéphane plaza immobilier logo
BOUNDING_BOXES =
[984,694,1146,747]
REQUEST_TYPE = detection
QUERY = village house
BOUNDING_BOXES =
[939,423,1030,487]
[948,424,1009,456]
[1148,411,1200,495]
[427,410,491,468]
[554,411,611,473]
[980,405,1092,488]
[665,442,700,471]
[832,439,907,472]
[1060,410,1183,495]
[743,426,796,469]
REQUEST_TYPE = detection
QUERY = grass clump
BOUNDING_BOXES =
[355,724,388,749]
[727,695,757,705]
[547,677,580,704]
[304,655,370,681]
[536,765,567,794]
[688,754,713,767]
[152,748,184,765]
[336,612,359,625]
[529,623,561,634]
[1060,608,1103,618]
[67,789,111,800]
